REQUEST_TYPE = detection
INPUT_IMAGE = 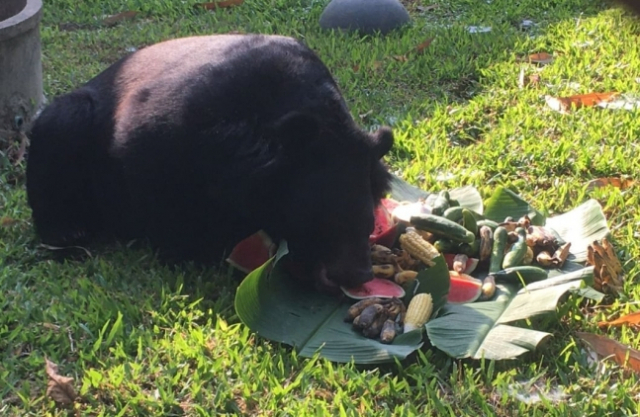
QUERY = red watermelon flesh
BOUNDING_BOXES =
[226,231,275,273]
[341,277,406,300]
[228,198,399,274]
[369,199,399,247]
[447,272,483,304]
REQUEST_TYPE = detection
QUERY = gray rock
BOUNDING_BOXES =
[319,0,410,35]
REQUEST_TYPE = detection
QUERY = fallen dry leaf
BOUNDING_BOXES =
[103,11,138,26]
[525,52,554,65]
[586,238,624,296]
[598,311,640,329]
[413,38,434,55]
[393,55,409,63]
[359,110,373,120]
[576,332,640,374]
[586,176,635,191]
[545,92,619,114]
[1,217,18,227]
[194,0,244,9]
[45,358,77,405]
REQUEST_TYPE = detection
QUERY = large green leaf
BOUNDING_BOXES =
[483,186,545,225]
[545,199,610,262]
[234,177,610,364]
[426,270,593,360]
[234,252,450,364]
[389,175,484,214]
[425,194,608,362]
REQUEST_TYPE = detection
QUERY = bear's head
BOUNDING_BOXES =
[263,111,394,292]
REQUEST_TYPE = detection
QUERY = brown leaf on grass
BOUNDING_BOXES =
[586,238,624,296]
[586,177,635,191]
[1,217,17,227]
[194,0,244,9]
[522,52,554,65]
[545,92,619,114]
[45,358,77,405]
[103,11,138,26]
[352,64,360,73]
[598,311,640,329]
[413,38,434,55]
[576,332,640,374]
[393,55,409,62]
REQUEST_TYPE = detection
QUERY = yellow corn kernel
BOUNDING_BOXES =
[399,227,439,267]
[404,293,433,332]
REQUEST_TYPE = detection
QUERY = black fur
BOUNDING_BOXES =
[26,34,394,289]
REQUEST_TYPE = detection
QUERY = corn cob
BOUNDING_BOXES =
[403,293,433,332]
[399,227,440,267]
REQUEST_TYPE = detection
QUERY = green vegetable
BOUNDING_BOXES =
[476,219,500,231]
[489,226,508,273]
[490,266,548,284]
[410,214,476,244]
[433,239,455,253]
[461,209,477,235]
[502,227,527,268]
[443,206,465,222]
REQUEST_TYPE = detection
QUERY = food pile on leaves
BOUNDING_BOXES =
[342,190,610,344]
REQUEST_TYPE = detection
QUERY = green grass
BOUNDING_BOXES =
[2,0,640,415]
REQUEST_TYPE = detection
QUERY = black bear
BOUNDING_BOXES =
[25,34,394,291]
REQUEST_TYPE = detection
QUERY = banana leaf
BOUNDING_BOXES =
[234,247,450,364]
[234,176,608,364]
[425,188,609,360]
[388,175,484,215]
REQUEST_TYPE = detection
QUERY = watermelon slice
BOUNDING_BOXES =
[369,199,399,247]
[341,277,406,300]
[443,254,479,274]
[228,198,398,274]
[226,231,276,273]
[447,271,483,303]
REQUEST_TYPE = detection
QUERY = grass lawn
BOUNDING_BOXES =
[2,0,640,415]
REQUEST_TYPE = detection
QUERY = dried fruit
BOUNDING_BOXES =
[526,225,559,252]
[536,251,554,267]
[372,264,396,279]
[344,297,384,321]
[346,298,407,341]
[371,245,396,264]
[552,242,571,267]
[479,275,496,301]
[404,293,433,332]
[453,254,469,273]
[356,304,385,329]
[522,246,534,265]
[399,227,440,267]
[479,225,493,262]
[587,238,624,296]
[394,270,418,285]
[443,254,479,274]
[379,319,397,343]
[362,313,389,338]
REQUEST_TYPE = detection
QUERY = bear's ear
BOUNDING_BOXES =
[370,126,394,159]
[269,111,320,153]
